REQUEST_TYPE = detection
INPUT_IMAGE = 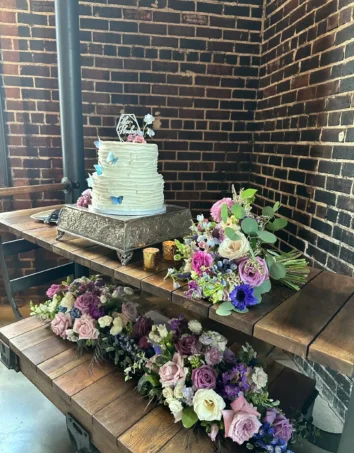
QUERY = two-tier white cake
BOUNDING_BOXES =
[90,140,165,216]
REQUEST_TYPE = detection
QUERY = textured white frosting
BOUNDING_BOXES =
[91,141,165,214]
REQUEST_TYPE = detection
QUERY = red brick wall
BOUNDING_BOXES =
[253,0,354,276]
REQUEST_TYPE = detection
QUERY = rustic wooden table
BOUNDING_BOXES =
[1,205,354,453]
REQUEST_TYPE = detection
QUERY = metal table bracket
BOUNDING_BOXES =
[0,340,19,372]
[66,414,98,453]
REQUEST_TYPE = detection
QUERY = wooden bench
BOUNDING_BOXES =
[0,316,318,453]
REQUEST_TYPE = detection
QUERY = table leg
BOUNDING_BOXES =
[338,388,354,453]
[0,238,22,320]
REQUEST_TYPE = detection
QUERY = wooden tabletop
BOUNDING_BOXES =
[1,205,354,377]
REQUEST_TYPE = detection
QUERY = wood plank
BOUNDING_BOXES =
[52,236,97,260]
[71,370,134,431]
[22,334,74,368]
[159,429,216,453]
[0,205,62,221]
[8,219,51,236]
[141,270,176,300]
[90,252,122,278]
[23,226,58,250]
[37,347,92,385]
[93,388,154,444]
[309,294,354,376]
[254,272,354,357]
[209,268,321,336]
[118,406,181,453]
[9,324,53,356]
[114,261,169,289]
[171,288,211,317]
[0,316,45,344]
[53,360,115,403]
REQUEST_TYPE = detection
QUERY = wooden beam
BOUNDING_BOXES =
[0,183,67,197]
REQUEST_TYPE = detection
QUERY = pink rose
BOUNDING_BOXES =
[191,251,213,276]
[133,135,146,143]
[127,134,134,142]
[238,257,269,288]
[46,284,63,298]
[51,313,72,339]
[210,198,234,222]
[222,395,262,445]
[73,314,99,340]
[159,353,186,387]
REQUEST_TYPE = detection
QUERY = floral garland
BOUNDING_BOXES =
[167,187,310,316]
[31,277,317,452]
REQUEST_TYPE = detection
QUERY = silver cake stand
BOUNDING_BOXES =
[56,204,192,265]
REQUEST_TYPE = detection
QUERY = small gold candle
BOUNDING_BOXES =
[143,247,160,271]
[162,240,176,262]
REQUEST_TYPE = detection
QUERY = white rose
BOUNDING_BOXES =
[193,389,225,422]
[98,315,113,328]
[252,367,268,390]
[162,387,174,402]
[210,332,228,352]
[157,324,168,338]
[174,382,185,400]
[218,233,250,260]
[124,287,134,296]
[172,410,182,423]
[168,399,183,414]
[188,320,202,335]
[60,293,75,310]
[48,300,59,314]
[65,329,78,343]
[100,295,107,304]
[110,317,123,335]
[144,113,155,125]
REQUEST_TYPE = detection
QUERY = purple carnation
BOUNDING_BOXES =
[205,347,223,366]
[192,365,217,390]
[230,284,258,311]
[74,292,100,314]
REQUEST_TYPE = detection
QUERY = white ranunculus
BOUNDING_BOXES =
[124,287,134,296]
[100,295,107,304]
[65,329,78,343]
[193,389,225,422]
[188,320,202,335]
[174,381,185,400]
[251,367,268,390]
[110,317,123,336]
[162,387,174,402]
[218,233,250,261]
[60,292,75,310]
[168,399,183,415]
[98,315,113,328]
[157,324,168,338]
[144,114,155,125]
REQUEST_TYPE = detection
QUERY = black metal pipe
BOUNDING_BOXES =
[54,0,86,203]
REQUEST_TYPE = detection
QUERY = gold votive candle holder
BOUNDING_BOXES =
[143,247,160,271]
[162,240,176,262]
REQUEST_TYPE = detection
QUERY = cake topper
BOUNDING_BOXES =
[116,113,156,143]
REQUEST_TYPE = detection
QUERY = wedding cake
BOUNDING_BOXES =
[79,114,166,216]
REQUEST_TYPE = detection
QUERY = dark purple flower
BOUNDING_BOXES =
[221,363,251,401]
[186,281,203,299]
[131,317,153,340]
[74,292,100,314]
[230,284,258,311]
[176,335,198,356]
[223,348,237,365]
[153,344,162,355]
[89,304,105,320]
[192,365,217,389]
[94,278,105,287]
[138,336,152,350]
[263,409,293,442]
[169,315,188,334]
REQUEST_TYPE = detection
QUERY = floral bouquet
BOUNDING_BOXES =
[167,187,310,316]
[30,275,136,348]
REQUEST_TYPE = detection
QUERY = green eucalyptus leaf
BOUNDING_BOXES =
[221,203,228,223]
[266,254,276,269]
[273,201,280,212]
[182,407,198,429]
[269,262,287,280]
[234,307,249,314]
[216,302,234,316]
[225,227,241,241]
[231,204,246,219]
[241,188,257,200]
[262,206,275,218]
[257,230,277,244]
[241,218,259,235]
[257,278,272,294]
[272,218,288,230]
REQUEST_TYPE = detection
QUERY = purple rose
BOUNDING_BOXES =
[263,409,293,442]
[46,284,63,298]
[121,302,138,323]
[210,197,234,222]
[205,347,223,366]
[74,292,100,314]
[191,251,213,276]
[192,365,217,390]
[238,257,269,288]
[176,335,198,356]
[132,317,153,340]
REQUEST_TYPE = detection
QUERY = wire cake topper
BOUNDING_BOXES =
[116,114,142,142]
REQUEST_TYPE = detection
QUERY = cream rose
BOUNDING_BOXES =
[168,399,183,414]
[110,317,123,335]
[60,292,75,310]
[188,320,202,335]
[193,389,225,422]
[251,367,268,390]
[98,315,113,328]
[174,381,185,399]
[162,387,174,402]
[218,233,250,261]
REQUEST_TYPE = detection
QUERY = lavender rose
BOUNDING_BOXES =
[238,257,269,288]
[159,353,186,387]
[205,347,223,366]
[192,365,217,390]
[210,197,234,222]
[74,292,100,314]
[51,312,72,339]
[73,314,99,340]
[176,335,198,356]
[131,316,153,340]
[121,302,138,323]
[263,409,293,442]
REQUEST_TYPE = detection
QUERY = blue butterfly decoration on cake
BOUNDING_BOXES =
[106,151,119,165]
[86,173,93,188]
[94,139,101,149]
[110,195,124,205]
[94,164,103,176]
